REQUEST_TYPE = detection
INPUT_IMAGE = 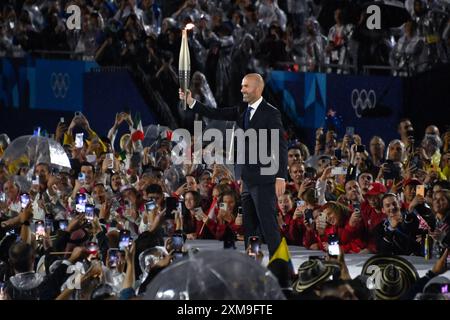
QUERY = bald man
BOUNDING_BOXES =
[180,73,287,256]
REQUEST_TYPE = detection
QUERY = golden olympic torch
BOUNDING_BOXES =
[179,23,194,110]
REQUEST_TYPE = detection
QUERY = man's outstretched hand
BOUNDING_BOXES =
[179,89,194,106]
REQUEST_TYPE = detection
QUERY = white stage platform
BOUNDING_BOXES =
[184,240,450,279]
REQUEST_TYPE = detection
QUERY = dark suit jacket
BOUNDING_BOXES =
[192,99,287,186]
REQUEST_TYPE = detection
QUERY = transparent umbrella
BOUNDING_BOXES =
[144,250,285,300]
[1,135,71,174]
[142,124,170,148]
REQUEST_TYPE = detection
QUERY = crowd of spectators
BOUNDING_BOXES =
[0,0,450,301]
[0,109,449,300]
[1,0,450,81]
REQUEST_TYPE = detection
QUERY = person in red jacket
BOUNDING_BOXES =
[289,189,321,247]
[302,208,328,250]
[322,201,366,253]
[361,182,387,252]
[285,162,305,198]
[214,190,243,240]
[277,192,297,244]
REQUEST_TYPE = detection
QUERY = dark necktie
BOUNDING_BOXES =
[244,106,253,129]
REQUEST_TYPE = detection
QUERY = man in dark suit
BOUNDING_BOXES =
[179,73,287,256]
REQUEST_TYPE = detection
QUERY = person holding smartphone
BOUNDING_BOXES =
[214,190,243,241]
[322,202,366,254]
[179,191,215,240]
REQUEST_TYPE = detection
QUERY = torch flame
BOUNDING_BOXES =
[185,23,195,30]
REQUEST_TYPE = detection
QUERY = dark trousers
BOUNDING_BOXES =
[242,182,281,257]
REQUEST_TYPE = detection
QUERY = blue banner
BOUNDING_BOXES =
[326,73,403,145]
[34,59,97,111]
[83,70,158,145]
[268,71,404,147]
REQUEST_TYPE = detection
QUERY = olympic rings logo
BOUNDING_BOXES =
[351,89,376,118]
[51,72,70,99]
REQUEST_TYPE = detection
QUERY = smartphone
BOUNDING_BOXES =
[145,200,156,212]
[194,207,203,220]
[86,241,99,256]
[0,281,6,300]
[237,206,243,215]
[165,196,178,214]
[86,154,97,164]
[74,111,82,117]
[33,127,41,137]
[172,234,184,253]
[60,117,65,124]
[334,149,342,160]
[304,209,314,225]
[78,172,86,183]
[75,133,84,149]
[356,145,365,153]
[35,220,45,238]
[20,193,30,209]
[248,236,260,258]
[58,219,68,231]
[177,200,183,213]
[219,202,228,211]
[45,215,54,233]
[345,127,355,137]
[304,167,316,179]
[328,234,340,257]
[85,204,95,222]
[0,192,6,203]
[106,153,114,169]
[108,248,120,268]
[296,200,305,208]
[32,175,40,186]
[75,192,87,213]
[416,185,425,197]
[119,230,131,251]
[331,167,347,176]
